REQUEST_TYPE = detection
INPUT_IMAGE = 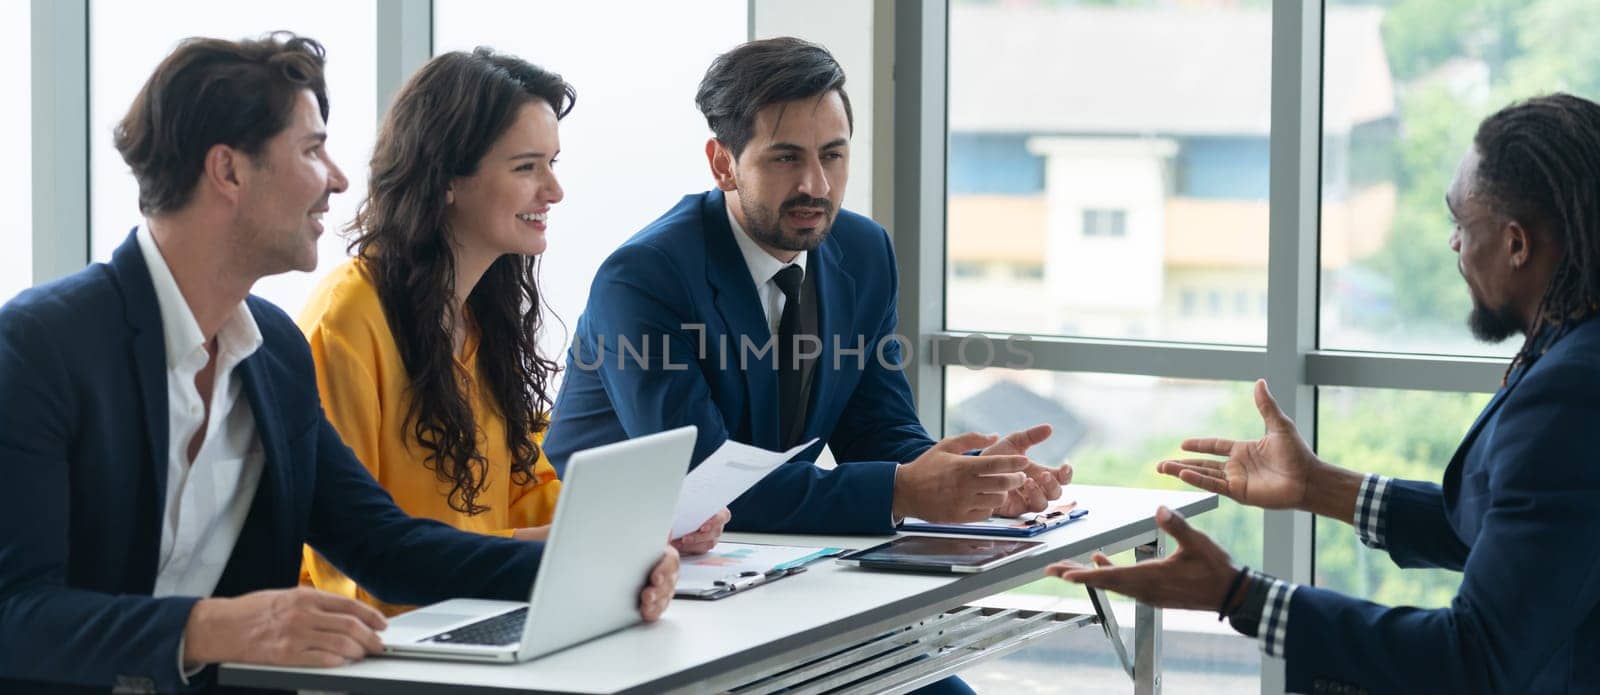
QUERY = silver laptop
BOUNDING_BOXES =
[377,425,696,663]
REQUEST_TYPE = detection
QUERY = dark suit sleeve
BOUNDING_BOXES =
[0,307,200,692]
[828,233,937,467]
[1283,362,1600,693]
[581,243,899,535]
[1379,479,1472,571]
[304,416,542,606]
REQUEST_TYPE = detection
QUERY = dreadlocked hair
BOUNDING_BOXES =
[1472,93,1600,381]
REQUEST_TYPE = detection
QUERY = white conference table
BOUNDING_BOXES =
[222,485,1216,695]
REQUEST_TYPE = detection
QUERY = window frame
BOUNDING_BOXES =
[22,3,1510,693]
[893,2,1504,692]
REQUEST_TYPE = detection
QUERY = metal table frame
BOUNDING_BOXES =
[222,487,1212,695]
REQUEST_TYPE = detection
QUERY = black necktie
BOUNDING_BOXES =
[773,264,806,447]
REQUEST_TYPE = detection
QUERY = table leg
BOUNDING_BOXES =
[1086,585,1133,678]
[1134,536,1164,695]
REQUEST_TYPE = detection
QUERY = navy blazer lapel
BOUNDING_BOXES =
[237,332,290,573]
[807,237,854,442]
[108,231,173,507]
[1441,359,1532,497]
[702,190,781,448]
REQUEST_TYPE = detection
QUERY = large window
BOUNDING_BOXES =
[1320,0,1600,356]
[435,1,747,360]
[89,0,377,315]
[930,1,1578,692]
[1310,0,1600,609]
[946,0,1272,345]
[1314,387,1488,606]
[946,369,1262,691]
[1,1,29,303]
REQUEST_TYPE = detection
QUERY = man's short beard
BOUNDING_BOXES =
[741,195,832,253]
[1467,298,1522,343]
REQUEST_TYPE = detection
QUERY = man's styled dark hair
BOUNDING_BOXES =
[1473,93,1600,374]
[694,36,853,159]
[113,31,329,216]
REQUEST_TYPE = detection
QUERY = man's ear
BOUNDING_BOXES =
[203,144,245,205]
[706,138,738,192]
[1505,218,1531,269]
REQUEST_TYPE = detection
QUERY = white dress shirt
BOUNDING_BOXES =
[727,203,806,335]
[135,226,266,601]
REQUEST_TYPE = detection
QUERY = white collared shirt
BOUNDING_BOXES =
[135,226,266,601]
[727,202,806,335]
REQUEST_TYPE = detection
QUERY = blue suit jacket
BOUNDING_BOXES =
[1285,317,1600,694]
[545,190,935,535]
[0,233,542,693]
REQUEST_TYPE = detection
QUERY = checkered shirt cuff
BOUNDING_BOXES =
[1354,474,1392,549]
[1258,573,1297,659]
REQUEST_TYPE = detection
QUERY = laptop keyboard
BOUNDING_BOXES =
[425,607,528,646]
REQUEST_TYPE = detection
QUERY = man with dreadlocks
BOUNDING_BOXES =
[1045,93,1600,694]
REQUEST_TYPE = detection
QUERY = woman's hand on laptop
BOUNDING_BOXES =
[671,507,731,555]
[181,587,388,669]
[639,546,680,622]
[512,525,551,542]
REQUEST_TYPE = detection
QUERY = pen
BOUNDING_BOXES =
[714,570,768,591]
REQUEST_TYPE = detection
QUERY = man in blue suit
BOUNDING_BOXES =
[1050,94,1600,694]
[546,37,1072,540]
[0,34,676,693]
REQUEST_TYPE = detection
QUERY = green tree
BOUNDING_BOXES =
[1365,84,1477,335]
[1353,0,1600,336]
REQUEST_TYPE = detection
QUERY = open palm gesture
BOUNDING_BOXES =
[1157,380,1322,510]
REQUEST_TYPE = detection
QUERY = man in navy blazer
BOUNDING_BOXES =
[1051,94,1600,694]
[0,34,676,693]
[546,38,1071,539]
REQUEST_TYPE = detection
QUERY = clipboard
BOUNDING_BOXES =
[674,565,811,600]
[674,543,844,600]
[899,501,1087,537]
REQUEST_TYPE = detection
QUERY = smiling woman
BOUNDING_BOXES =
[434,0,747,367]
[445,100,565,261]
[293,49,715,616]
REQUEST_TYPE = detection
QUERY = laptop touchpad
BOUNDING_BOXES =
[391,612,479,631]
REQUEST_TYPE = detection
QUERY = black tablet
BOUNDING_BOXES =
[835,535,1047,574]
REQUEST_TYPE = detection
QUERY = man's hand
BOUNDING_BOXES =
[671,507,730,555]
[1046,506,1239,612]
[893,432,1031,523]
[982,424,1074,516]
[181,587,388,669]
[1158,380,1326,511]
[638,546,679,622]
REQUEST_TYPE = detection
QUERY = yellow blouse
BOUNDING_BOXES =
[298,259,561,615]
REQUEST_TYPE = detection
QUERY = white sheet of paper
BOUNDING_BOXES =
[670,438,817,539]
